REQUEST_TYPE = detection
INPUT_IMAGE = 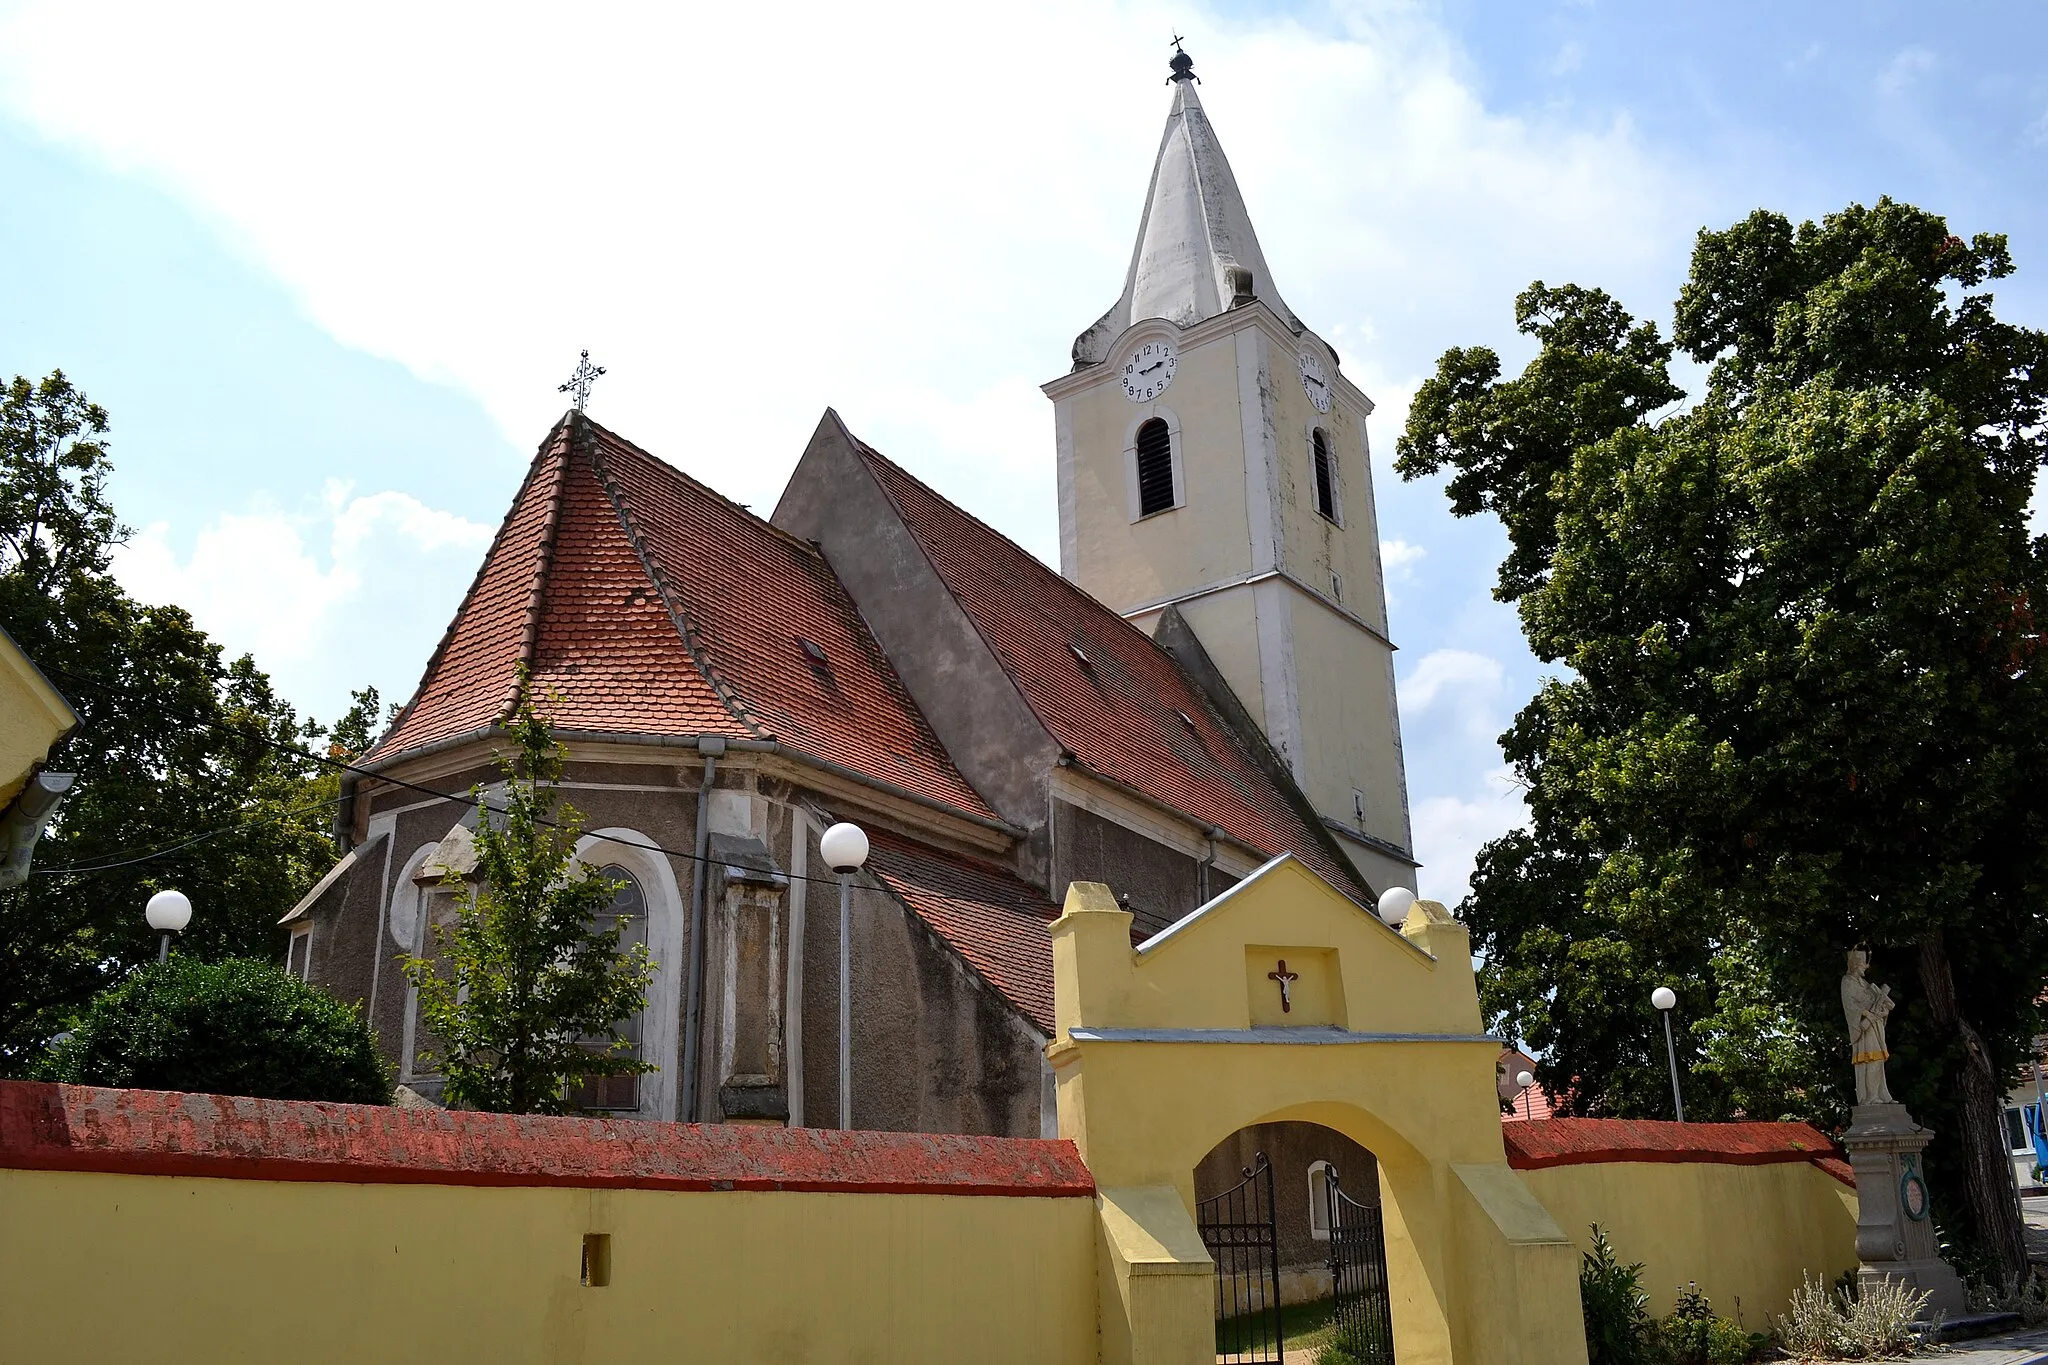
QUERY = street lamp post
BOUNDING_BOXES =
[1515,1069,1537,1121]
[1652,985,1686,1123]
[145,889,192,963]
[819,822,870,1132]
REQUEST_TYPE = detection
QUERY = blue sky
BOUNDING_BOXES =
[1,0,2042,902]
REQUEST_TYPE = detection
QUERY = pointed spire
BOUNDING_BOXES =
[1071,59,1302,369]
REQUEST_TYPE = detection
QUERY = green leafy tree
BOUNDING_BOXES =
[1399,200,2048,1279]
[39,955,389,1104]
[0,372,367,1066]
[402,681,654,1114]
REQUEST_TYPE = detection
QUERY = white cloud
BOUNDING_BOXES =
[111,484,493,719]
[0,0,1699,548]
[1548,41,1586,78]
[1877,46,1936,97]
[1400,647,1504,714]
[1412,765,1527,906]
[1380,538,1426,579]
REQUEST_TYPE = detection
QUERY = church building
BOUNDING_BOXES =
[284,49,1416,1158]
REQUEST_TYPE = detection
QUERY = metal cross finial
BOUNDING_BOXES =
[1268,959,1299,1013]
[558,350,606,413]
[1168,35,1198,84]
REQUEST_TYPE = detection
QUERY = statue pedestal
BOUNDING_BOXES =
[1840,1102,1966,1316]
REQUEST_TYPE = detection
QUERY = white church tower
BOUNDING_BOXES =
[1043,45,1416,894]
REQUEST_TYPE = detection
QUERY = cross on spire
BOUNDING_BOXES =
[1267,959,1299,1013]
[558,350,606,413]
[1168,35,1198,84]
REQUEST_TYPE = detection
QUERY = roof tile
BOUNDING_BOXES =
[848,440,1365,896]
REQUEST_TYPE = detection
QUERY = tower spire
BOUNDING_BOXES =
[1070,58,1303,369]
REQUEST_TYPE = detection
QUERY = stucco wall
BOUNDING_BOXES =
[0,1084,1097,1365]
[1516,1158,1858,1325]
[1053,799,1205,938]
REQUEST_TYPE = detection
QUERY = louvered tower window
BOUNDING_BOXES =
[1312,428,1338,522]
[1135,418,1175,516]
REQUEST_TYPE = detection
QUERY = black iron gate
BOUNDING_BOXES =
[1199,1152,1284,1363]
[1325,1166,1397,1365]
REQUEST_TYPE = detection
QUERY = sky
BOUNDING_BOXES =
[1,0,2043,904]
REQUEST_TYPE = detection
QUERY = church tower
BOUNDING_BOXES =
[1043,47,1416,894]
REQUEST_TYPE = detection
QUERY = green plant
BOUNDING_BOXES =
[1775,1271,1934,1359]
[1965,1269,2048,1327]
[401,679,655,1114]
[1580,1225,1660,1365]
[38,955,388,1103]
[1661,1284,1766,1365]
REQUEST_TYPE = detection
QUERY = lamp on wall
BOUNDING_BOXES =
[1651,985,1686,1123]
[820,821,870,1132]
[145,889,192,963]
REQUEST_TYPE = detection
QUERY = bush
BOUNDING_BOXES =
[39,956,389,1104]
[1776,1271,1933,1359]
[1661,1284,1767,1365]
[1580,1225,1661,1365]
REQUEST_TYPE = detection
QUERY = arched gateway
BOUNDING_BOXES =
[1047,857,1588,1365]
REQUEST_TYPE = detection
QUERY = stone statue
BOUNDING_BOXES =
[1841,949,1895,1106]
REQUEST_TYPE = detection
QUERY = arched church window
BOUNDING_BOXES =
[1312,429,1338,522]
[1308,1160,1334,1240]
[570,865,648,1112]
[1135,418,1176,517]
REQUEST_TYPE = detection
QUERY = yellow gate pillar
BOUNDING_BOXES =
[1046,861,1589,1365]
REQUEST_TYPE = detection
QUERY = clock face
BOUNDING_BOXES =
[1299,350,1332,413]
[1120,339,1179,403]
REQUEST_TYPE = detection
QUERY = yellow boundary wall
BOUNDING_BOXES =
[1518,1159,1858,1324]
[0,1168,1098,1365]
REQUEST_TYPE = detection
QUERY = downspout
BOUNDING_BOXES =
[681,736,725,1122]
[784,814,808,1127]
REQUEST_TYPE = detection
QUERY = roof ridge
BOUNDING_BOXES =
[577,417,774,740]
[372,416,575,756]
[499,420,578,721]
[577,413,828,561]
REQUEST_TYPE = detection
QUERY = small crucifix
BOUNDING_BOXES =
[1268,959,1299,1014]
[558,349,606,413]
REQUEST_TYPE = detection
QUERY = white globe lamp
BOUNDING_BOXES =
[1651,985,1685,1122]
[820,822,870,875]
[146,888,193,962]
[1651,986,1677,1012]
[145,889,193,933]
[1376,886,1416,926]
[1516,1070,1535,1090]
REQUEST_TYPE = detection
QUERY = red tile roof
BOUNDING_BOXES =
[846,439,1368,897]
[1501,1118,1852,1186]
[373,416,995,823]
[866,829,1060,1033]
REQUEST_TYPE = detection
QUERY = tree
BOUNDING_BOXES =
[1399,200,2048,1279]
[0,372,363,1067]
[39,955,389,1104]
[402,680,654,1114]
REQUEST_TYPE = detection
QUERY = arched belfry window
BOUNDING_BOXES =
[1135,417,1176,517]
[1311,429,1338,522]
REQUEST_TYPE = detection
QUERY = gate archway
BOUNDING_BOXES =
[1046,857,1588,1365]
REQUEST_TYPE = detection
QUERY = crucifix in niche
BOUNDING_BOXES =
[1267,959,1299,1014]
